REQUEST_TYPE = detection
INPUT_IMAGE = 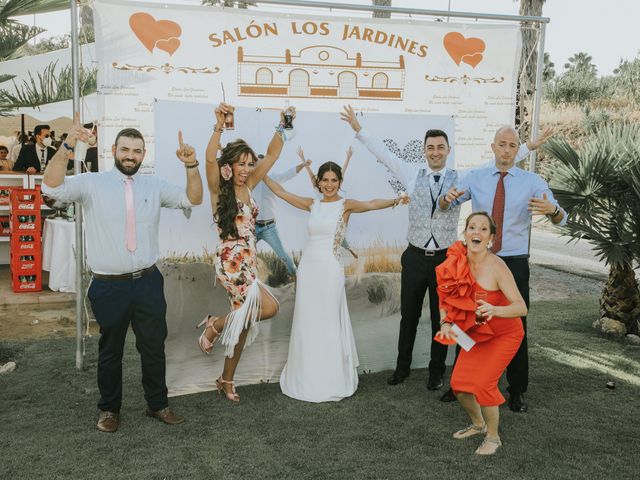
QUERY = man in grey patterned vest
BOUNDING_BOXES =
[341,106,460,395]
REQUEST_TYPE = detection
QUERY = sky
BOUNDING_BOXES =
[16,0,640,76]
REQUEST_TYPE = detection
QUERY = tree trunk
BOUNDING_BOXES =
[516,0,545,141]
[600,264,640,335]
[372,0,391,19]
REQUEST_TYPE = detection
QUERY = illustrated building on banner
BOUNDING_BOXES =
[237,45,405,100]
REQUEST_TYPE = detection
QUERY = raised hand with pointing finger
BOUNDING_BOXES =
[176,130,197,165]
[439,186,466,210]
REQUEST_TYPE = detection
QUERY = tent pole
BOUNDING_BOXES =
[70,0,85,371]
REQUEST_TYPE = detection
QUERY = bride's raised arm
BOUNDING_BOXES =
[263,175,314,212]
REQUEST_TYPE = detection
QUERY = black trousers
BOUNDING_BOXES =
[87,266,169,413]
[501,257,530,395]
[395,246,448,377]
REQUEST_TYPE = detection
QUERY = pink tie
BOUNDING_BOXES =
[124,177,136,252]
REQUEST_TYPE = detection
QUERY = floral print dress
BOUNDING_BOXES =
[214,188,276,358]
[214,194,260,309]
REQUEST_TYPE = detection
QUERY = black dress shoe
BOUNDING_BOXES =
[387,371,409,385]
[439,388,457,402]
[427,375,444,390]
[508,393,528,413]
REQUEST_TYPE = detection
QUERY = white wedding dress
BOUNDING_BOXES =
[280,199,359,402]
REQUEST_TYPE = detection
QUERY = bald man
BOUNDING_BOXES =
[439,126,567,413]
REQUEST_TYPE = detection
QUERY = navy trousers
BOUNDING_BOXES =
[87,266,168,412]
[501,257,530,395]
[396,246,449,377]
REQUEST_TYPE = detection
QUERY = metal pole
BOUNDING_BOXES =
[253,0,550,23]
[528,21,547,173]
[70,0,85,370]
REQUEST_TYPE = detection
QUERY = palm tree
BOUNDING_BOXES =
[564,51,597,77]
[545,124,640,335]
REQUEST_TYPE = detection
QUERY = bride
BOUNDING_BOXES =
[264,161,407,402]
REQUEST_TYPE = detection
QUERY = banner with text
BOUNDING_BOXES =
[93,0,521,170]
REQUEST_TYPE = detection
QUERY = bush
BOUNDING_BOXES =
[366,282,387,304]
[257,251,291,287]
[582,106,611,134]
[545,72,609,106]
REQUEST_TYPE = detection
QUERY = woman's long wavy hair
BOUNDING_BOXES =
[215,139,259,240]
[315,161,343,192]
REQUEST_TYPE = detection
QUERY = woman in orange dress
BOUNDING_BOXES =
[435,212,526,455]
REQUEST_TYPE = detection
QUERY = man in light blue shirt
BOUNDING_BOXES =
[439,126,566,413]
[42,116,203,432]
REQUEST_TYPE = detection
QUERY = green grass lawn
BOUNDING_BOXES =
[1,296,639,480]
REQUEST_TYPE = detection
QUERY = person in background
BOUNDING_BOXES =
[10,133,30,163]
[0,146,14,171]
[13,124,56,173]
[253,152,310,278]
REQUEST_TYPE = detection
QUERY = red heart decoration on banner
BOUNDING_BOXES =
[461,53,484,68]
[443,32,485,67]
[129,12,182,55]
[156,38,181,56]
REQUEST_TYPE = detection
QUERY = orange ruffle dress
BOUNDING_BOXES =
[435,241,524,406]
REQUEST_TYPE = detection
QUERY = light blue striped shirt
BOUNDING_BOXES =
[449,164,567,256]
[42,168,193,274]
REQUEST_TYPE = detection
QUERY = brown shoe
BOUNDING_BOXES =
[96,411,119,433]
[145,407,185,425]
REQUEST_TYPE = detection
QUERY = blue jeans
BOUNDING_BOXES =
[256,221,296,275]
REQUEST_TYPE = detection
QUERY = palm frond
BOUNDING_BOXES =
[0,73,15,84]
[0,60,97,111]
[547,122,640,269]
[0,0,69,22]
[0,20,43,60]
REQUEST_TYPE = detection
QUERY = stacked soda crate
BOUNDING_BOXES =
[10,189,42,292]
[0,187,12,237]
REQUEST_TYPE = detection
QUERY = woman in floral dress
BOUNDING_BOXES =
[198,102,289,403]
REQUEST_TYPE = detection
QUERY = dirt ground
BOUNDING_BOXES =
[0,264,604,342]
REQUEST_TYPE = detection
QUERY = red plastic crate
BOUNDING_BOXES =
[9,189,41,214]
[0,215,9,236]
[0,187,12,205]
[11,272,42,293]
[10,252,42,274]
[10,233,41,254]
[10,213,40,235]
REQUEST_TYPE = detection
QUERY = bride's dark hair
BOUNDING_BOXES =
[215,139,259,240]
[315,161,343,192]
